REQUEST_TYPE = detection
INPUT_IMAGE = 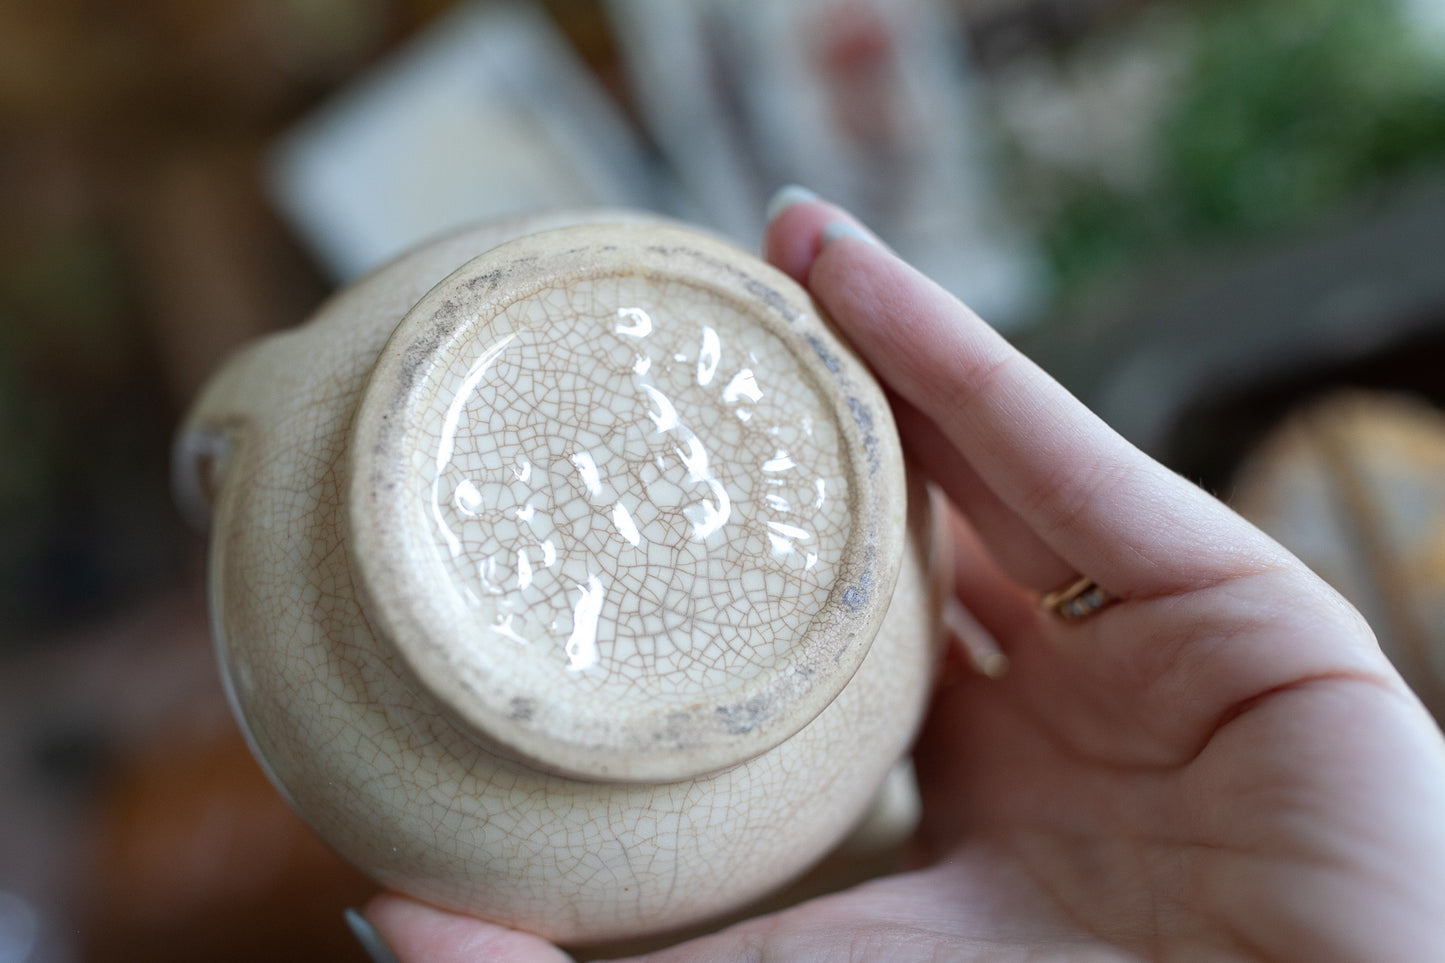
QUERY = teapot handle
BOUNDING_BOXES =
[172,332,299,531]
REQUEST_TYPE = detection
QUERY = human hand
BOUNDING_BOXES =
[358,192,1445,962]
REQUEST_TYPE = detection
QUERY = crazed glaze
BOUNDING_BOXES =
[179,213,940,943]
[423,281,848,705]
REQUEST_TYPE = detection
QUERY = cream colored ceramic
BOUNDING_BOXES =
[177,211,941,943]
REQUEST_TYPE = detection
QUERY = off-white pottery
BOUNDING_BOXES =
[176,211,942,943]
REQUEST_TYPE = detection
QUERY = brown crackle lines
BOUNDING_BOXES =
[423,273,852,716]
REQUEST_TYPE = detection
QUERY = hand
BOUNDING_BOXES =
[360,193,1445,962]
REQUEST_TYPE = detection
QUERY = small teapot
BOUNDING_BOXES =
[176,211,942,943]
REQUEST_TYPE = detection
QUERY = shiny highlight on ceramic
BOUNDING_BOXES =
[419,278,848,717]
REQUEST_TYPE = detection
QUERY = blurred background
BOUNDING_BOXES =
[1,0,1443,959]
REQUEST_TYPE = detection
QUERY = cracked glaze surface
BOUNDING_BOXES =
[428,287,845,684]
[181,214,939,942]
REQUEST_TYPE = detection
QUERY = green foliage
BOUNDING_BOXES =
[0,231,129,504]
[1038,0,1445,300]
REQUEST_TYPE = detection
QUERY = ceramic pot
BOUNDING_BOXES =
[175,211,942,943]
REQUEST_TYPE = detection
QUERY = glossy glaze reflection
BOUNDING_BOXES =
[420,277,849,718]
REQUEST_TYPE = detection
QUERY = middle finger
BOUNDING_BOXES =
[894,394,1076,592]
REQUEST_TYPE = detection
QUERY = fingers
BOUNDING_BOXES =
[944,502,1040,647]
[767,188,1075,594]
[764,185,879,284]
[895,394,1075,591]
[363,895,574,963]
[763,189,1292,598]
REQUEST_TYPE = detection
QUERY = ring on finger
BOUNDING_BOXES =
[1041,576,1117,622]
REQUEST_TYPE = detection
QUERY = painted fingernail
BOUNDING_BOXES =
[764,184,820,225]
[345,908,402,963]
[820,220,878,248]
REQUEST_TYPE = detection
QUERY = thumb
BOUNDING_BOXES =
[361,894,574,963]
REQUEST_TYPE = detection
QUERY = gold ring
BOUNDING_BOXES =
[1042,576,1117,622]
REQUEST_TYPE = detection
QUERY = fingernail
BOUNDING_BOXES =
[764,184,819,225]
[346,908,402,963]
[820,220,878,248]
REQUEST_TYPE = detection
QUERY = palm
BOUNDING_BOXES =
[613,563,1444,963]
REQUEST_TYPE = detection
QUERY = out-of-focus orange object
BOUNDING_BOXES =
[84,720,376,962]
[1233,391,1445,719]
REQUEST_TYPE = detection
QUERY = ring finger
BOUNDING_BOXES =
[894,393,1076,592]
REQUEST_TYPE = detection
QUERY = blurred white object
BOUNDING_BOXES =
[0,891,39,963]
[989,11,1191,196]
[607,0,1041,328]
[1399,0,1445,51]
[268,2,661,280]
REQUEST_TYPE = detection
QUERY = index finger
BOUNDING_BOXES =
[782,214,1291,598]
